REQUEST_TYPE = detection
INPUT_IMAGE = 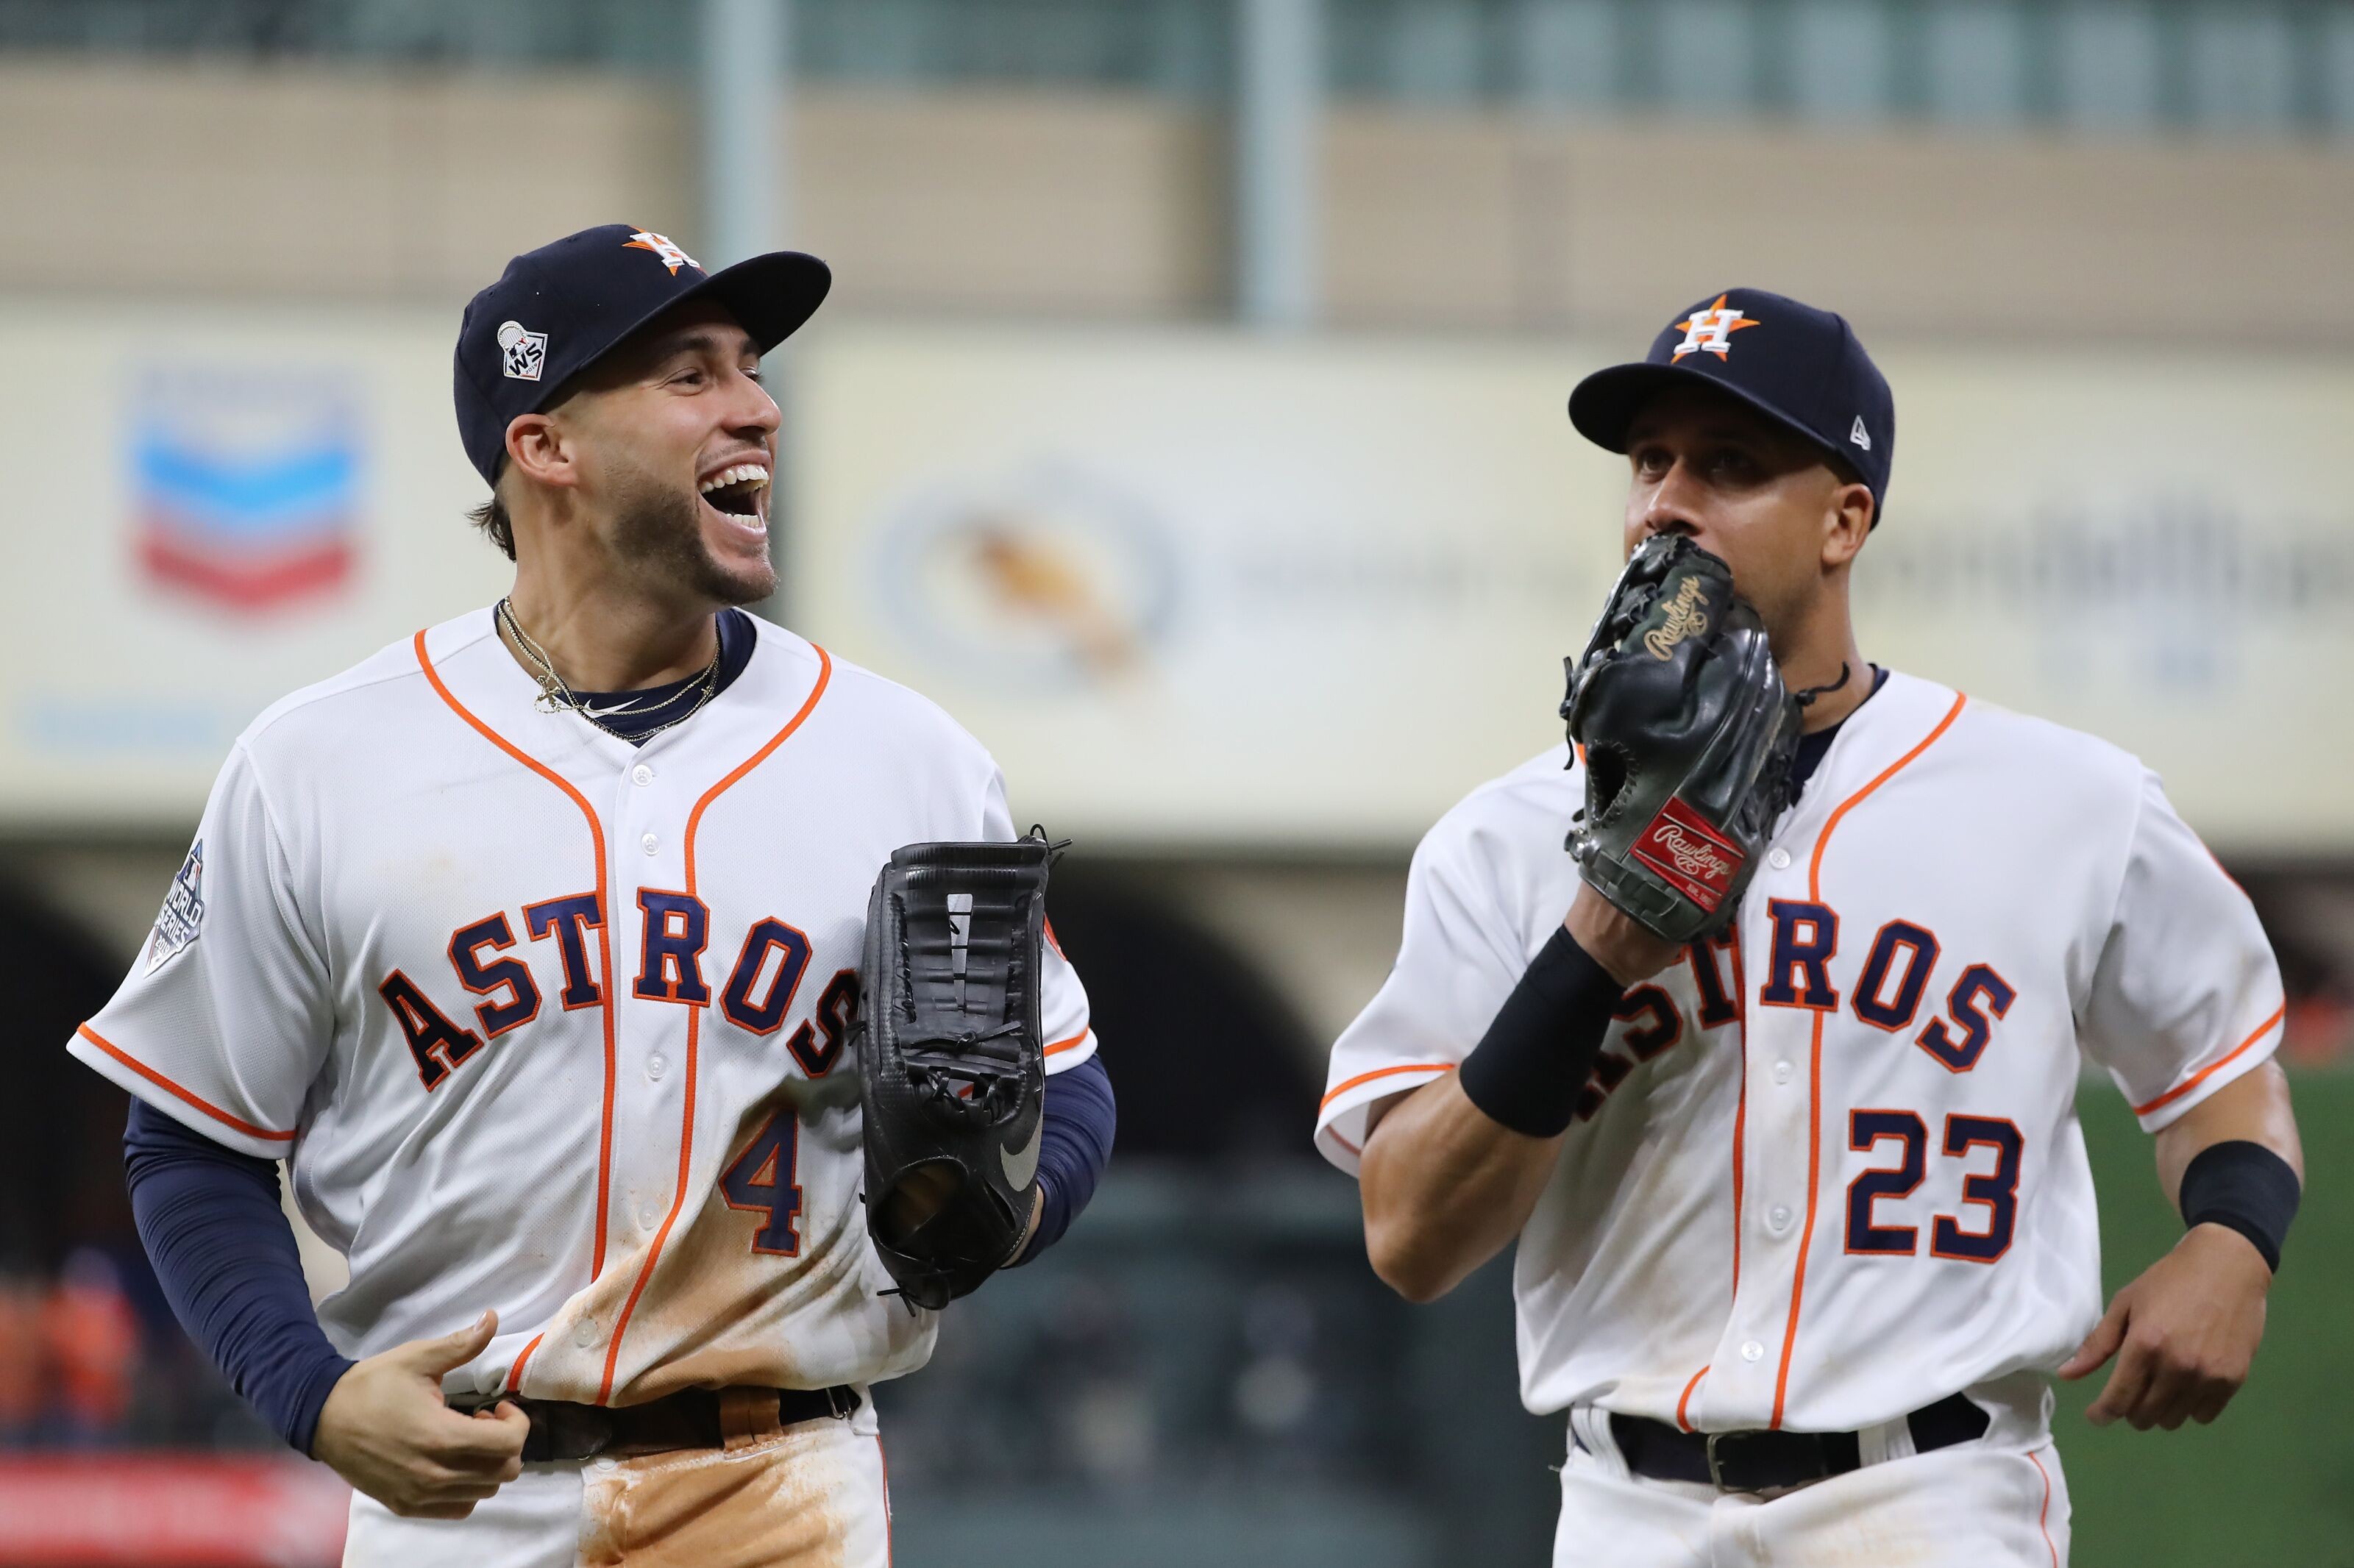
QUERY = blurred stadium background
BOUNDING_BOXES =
[3,0,2353,1563]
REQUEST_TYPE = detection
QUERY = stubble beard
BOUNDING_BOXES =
[607,460,777,608]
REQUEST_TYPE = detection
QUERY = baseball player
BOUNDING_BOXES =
[1316,288,2305,1565]
[71,224,1115,1567]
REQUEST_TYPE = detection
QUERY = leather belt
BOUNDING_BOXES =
[491,1384,861,1463]
[1610,1392,1989,1493]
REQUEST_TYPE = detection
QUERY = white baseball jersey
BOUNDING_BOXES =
[73,607,1098,1409]
[1318,670,2282,1436]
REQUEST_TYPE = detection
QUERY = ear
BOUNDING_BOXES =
[503,412,578,493]
[1821,481,1874,570]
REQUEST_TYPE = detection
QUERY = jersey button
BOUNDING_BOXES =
[1767,1204,1792,1233]
[632,763,654,786]
[647,1053,668,1081]
[641,832,659,855]
[1740,1340,1765,1363]
[572,1317,600,1349]
[639,1205,661,1231]
[1767,847,1791,871]
[1771,1060,1794,1086]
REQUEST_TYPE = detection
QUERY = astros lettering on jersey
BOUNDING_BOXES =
[1318,671,2281,1437]
[73,609,1098,1410]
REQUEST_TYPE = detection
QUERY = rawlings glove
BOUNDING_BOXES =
[1560,534,1800,944]
[856,833,1058,1311]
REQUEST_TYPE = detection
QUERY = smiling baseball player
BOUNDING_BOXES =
[71,224,1115,1567]
[1318,288,2305,1565]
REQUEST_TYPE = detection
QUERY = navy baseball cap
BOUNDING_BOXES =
[454,223,831,485]
[1568,288,1893,522]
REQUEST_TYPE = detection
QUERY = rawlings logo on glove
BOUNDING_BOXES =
[1631,799,1745,912]
[1643,575,1712,659]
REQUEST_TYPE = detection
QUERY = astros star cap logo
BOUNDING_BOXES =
[623,229,703,275]
[1671,293,1763,361]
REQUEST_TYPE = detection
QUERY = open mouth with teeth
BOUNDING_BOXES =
[699,463,771,520]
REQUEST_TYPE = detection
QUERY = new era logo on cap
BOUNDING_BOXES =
[1565,285,1896,525]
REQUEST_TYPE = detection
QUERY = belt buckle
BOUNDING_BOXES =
[1704,1430,1757,1492]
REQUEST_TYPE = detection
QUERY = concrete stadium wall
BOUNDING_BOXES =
[6,56,2352,347]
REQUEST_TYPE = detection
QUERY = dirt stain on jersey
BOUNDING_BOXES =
[516,1083,930,1404]
[604,1088,922,1405]
[577,1416,852,1568]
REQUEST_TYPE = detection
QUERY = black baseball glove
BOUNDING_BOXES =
[1560,534,1800,944]
[855,833,1059,1311]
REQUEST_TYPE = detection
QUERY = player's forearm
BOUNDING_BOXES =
[1010,1052,1115,1264]
[2066,1063,2301,1428]
[1358,924,1628,1302]
[122,1100,354,1455]
[2154,1061,2303,1204]
[1360,1074,1565,1302]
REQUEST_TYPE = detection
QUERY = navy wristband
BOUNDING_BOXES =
[2178,1138,2300,1274]
[1456,926,1628,1138]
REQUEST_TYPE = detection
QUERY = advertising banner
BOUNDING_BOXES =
[0,302,509,827]
[5,304,2349,858]
[791,324,1624,850]
[791,323,2354,855]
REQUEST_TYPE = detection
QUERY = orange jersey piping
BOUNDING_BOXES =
[505,1332,545,1394]
[1045,1028,1093,1058]
[77,1023,296,1143]
[1770,692,1966,1430]
[598,644,833,1405]
[1674,1365,1707,1433]
[2131,1004,2286,1117]
[1319,1061,1454,1112]
[2028,1448,2059,1568]
[415,629,623,1277]
[1729,1005,1748,1313]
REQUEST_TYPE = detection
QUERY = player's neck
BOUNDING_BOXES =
[498,577,721,693]
[1788,632,1872,734]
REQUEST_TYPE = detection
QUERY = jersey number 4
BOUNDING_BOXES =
[1845,1110,2022,1263]
[720,1113,804,1255]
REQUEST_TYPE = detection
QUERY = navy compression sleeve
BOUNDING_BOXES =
[123,1100,352,1455]
[1014,1052,1116,1263]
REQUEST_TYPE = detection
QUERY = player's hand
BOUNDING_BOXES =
[878,1162,962,1241]
[1564,885,1682,987]
[312,1308,530,1519]
[879,1169,1046,1267]
[1014,1185,1045,1260]
[2058,1224,2272,1431]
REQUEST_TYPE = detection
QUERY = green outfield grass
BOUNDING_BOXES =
[2060,1075,2354,1568]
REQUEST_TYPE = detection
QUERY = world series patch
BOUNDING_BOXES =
[147,838,207,973]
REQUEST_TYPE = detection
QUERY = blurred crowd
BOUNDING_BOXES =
[0,1250,141,1447]
[0,1247,278,1453]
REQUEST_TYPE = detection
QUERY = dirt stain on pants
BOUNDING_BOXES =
[579,1393,889,1568]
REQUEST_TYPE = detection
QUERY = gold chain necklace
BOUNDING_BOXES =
[495,598,722,744]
